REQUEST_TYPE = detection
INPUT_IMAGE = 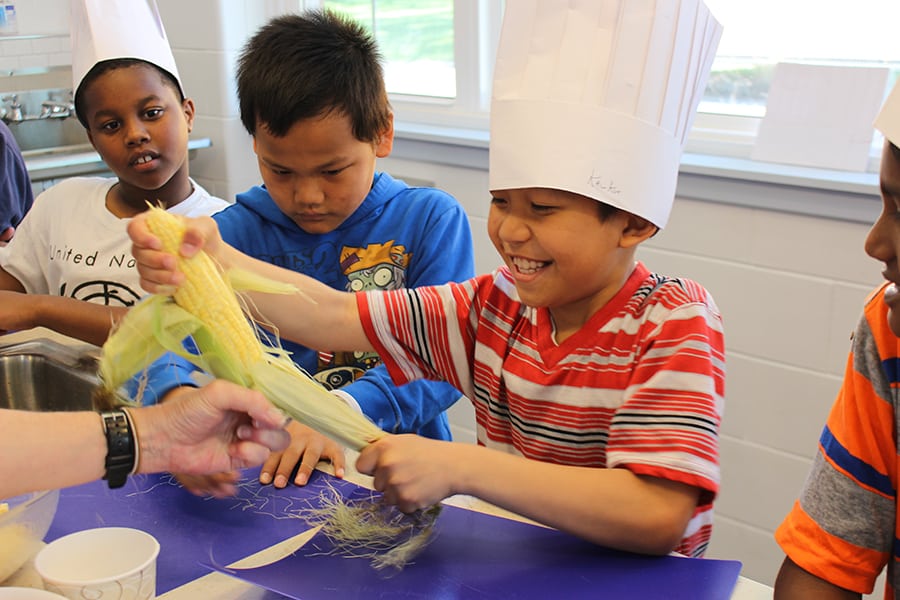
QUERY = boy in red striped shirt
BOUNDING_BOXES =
[128,0,724,557]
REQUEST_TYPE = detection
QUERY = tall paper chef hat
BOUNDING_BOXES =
[875,79,900,148]
[70,0,183,104]
[489,0,722,229]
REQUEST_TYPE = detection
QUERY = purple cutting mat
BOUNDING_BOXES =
[209,484,743,600]
[46,468,353,595]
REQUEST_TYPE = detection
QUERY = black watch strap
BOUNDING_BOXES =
[101,410,135,489]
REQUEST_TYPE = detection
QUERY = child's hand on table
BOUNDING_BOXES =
[259,421,346,488]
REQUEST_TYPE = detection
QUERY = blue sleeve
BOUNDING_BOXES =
[345,366,460,440]
[124,348,200,405]
[405,192,475,289]
[0,123,34,231]
[341,191,475,441]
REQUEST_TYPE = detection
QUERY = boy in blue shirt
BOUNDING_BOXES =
[141,10,474,496]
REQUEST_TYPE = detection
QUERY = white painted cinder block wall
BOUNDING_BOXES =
[22,0,887,590]
[155,0,269,201]
[641,198,879,584]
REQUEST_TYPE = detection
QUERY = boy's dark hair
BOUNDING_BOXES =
[891,142,900,161]
[596,201,619,221]
[596,200,659,237]
[236,10,391,142]
[74,58,184,128]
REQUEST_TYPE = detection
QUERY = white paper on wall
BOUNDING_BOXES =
[751,62,889,172]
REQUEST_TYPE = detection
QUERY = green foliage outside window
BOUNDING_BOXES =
[704,64,775,108]
[325,0,454,86]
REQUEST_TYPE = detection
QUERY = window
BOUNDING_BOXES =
[322,0,456,98]
[702,1,900,117]
[297,1,900,167]
[303,0,503,129]
[692,0,900,162]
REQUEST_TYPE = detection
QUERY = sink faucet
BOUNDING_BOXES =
[1,95,23,123]
[39,100,72,119]
[39,92,74,119]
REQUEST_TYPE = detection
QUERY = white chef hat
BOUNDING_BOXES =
[875,79,900,148]
[70,0,182,99]
[489,0,722,229]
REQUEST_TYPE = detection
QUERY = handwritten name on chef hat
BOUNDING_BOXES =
[70,0,183,98]
[489,0,722,229]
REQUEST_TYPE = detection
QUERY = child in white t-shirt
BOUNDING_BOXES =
[0,0,227,345]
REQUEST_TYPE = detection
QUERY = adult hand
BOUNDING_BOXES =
[174,471,243,499]
[356,434,462,513]
[130,379,290,477]
[259,420,346,488]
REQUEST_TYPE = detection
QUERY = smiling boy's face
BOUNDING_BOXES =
[487,187,656,338]
[865,142,900,336]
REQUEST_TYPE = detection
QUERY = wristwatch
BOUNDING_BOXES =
[100,410,135,489]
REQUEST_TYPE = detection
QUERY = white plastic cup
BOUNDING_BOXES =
[34,527,159,600]
[0,589,67,599]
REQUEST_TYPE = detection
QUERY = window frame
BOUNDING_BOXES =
[293,0,502,130]
[282,0,880,197]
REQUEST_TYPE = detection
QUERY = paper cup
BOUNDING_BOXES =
[0,589,67,599]
[34,527,159,600]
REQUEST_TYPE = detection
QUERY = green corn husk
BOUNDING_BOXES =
[98,206,385,451]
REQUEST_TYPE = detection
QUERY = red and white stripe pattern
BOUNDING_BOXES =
[359,262,724,557]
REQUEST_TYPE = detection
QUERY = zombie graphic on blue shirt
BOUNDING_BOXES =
[315,240,411,388]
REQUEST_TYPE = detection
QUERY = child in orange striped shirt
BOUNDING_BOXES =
[775,80,900,600]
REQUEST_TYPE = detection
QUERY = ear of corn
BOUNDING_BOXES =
[144,205,266,369]
[100,204,385,451]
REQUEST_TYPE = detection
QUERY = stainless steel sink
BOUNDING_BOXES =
[22,142,94,159]
[8,117,88,153]
[3,88,87,152]
[0,338,100,412]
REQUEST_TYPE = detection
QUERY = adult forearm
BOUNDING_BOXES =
[0,410,105,498]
